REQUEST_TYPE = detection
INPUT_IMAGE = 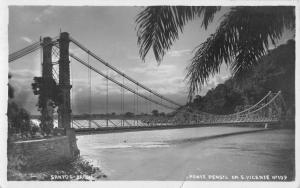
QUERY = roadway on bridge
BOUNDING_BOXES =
[77,127,294,181]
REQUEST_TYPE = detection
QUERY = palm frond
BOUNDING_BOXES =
[187,6,295,100]
[136,6,221,62]
[201,6,221,29]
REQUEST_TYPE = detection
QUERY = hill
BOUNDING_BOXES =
[187,39,295,116]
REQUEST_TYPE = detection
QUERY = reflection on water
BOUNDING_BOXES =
[77,127,295,180]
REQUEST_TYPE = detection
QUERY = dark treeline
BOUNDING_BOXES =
[187,39,295,115]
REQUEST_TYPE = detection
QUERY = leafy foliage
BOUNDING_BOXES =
[136,6,295,99]
[187,6,295,99]
[136,6,221,62]
[32,77,62,109]
[240,39,295,113]
[32,77,63,135]
[125,112,134,117]
[8,74,32,135]
[7,102,31,135]
[8,73,14,99]
[190,80,244,114]
[151,109,159,116]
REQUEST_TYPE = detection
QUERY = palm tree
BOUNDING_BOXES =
[135,6,295,100]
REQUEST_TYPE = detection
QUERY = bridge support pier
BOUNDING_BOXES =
[40,37,54,134]
[58,32,72,129]
[57,32,79,157]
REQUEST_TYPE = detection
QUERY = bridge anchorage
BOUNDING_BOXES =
[9,32,289,134]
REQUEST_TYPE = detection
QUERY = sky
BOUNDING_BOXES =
[8,6,294,115]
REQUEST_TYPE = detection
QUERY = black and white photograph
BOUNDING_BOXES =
[1,1,299,188]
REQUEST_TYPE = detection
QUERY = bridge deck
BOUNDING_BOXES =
[75,121,280,135]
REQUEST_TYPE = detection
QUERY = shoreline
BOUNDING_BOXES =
[7,157,107,181]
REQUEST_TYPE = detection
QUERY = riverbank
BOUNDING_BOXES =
[7,157,107,181]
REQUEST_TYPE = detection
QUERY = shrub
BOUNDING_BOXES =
[7,101,31,136]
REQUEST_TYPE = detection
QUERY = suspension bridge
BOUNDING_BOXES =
[9,32,288,134]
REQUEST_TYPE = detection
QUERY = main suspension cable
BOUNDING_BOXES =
[9,36,59,63]
[69,36,182,107]
[88,53,92,128]
[69,53,176,110]
[106,68,109,127]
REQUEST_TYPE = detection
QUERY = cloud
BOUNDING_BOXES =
[126,63,186,95]
[142,76,187,95]
[196,74,231,96]
[9,69,40,83]
[167,49,191,57]
[130,63,176,75]
[9,74,39,114]
[34,7,55,23]
[21,36,33,44]
[127,54,140,60]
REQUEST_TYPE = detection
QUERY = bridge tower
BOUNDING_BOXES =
[58,32,72,129]
[40,37,54,133]
[57,32,79,156]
